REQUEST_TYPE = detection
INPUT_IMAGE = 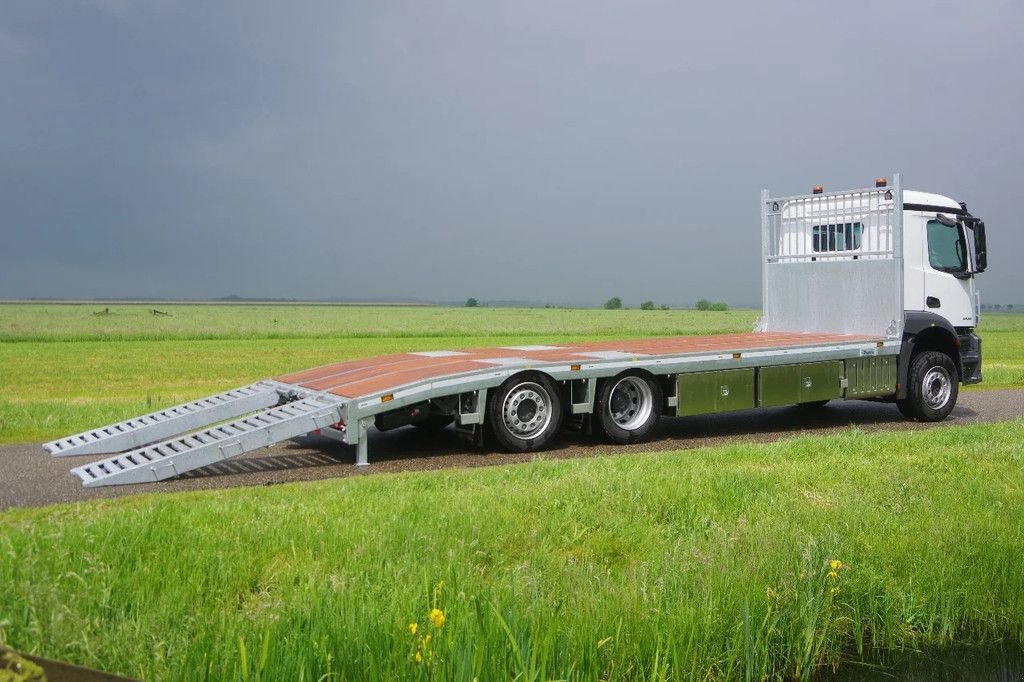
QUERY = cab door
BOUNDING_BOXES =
[923,213,976,327]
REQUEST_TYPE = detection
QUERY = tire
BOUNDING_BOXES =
[896,351,959,422]
[487,372,563,451]
[797,400,830,410]
[595,371,663,444]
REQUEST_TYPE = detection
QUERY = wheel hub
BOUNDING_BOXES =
[607,376,654,431]
[502,382,552,439]
[922,367,952,410]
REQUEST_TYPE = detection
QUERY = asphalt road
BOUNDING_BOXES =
[2,389,1022,510]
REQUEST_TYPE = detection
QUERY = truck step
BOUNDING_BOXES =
[43,381,292,457]
[70,394,345,487]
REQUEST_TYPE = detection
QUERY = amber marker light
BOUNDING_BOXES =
[875,177,887,188]
[812,185,824,194]
[733,352,742,360]
[381,394,394,403]
[570,364,581,371]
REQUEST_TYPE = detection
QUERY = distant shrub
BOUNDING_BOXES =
[696,299,728,311]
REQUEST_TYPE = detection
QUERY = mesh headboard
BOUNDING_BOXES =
[760,175,904,339]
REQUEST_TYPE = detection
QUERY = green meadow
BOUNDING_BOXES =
[1,421,1023,679]
[1,304,1023,679]
[0,304,1020,444]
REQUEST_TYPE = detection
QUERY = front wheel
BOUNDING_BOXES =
[896,351,959,422]
[487,372,564,451]
[595,371,663,444]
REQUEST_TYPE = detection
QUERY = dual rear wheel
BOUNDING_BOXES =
[594,371,663,444]
[487,370,662,451]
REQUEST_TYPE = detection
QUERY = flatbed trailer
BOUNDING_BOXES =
[45,174,989,487]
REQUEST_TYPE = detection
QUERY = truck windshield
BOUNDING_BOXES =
[926,219,967,273]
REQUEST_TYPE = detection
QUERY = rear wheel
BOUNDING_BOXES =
[487,372,563,451]
[595,371,662,444]
[896,351,959,422]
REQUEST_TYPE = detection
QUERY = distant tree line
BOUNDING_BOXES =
[468,295,734,310]
[980,304,1015,311]
[602,296,725,311]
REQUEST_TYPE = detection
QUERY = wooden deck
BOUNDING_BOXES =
[277,332,878,399]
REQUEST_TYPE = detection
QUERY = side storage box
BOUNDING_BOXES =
[758,361,843,408]
[844,356,897,398]
[677,369,756,417]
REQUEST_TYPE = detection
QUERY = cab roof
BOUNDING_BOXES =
[904,190,961,212]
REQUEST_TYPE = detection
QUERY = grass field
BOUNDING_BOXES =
[0,304,1021,444]
[1,420,1023,679]
[1,304,1022,679]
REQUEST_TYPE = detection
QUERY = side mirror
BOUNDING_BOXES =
[972,220,987,273]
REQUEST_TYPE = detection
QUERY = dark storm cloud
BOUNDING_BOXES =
[1,0,1021,305]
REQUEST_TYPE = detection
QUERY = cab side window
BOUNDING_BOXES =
[926,219,967,273]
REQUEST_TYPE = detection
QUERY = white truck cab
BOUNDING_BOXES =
[902,189,985,328]
[765,175,987,420]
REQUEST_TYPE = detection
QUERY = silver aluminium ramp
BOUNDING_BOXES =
[69,393,344,487]
[43,381,293,457]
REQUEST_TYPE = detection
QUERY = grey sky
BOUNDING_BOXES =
[1,0,1021,306]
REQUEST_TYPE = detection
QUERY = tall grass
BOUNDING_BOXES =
[1,420,1023,680]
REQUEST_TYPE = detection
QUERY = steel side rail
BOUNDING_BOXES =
[43,381,292,457]
[71,395,345,487]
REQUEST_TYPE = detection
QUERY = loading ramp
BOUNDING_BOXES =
[69,393,345,487]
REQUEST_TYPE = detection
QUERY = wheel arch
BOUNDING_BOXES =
[897,312,962,399]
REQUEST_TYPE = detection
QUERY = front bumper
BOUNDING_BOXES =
[958,330,983,384]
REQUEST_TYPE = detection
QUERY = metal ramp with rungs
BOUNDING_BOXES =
[43,381,298,457]
[69,393,345,487]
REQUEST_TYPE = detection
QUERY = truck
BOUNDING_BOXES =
[44,174,989,487]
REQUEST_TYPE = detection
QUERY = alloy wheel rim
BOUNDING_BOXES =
[922,366,952,409]
[502,382,553,439]
[608,376,653,430]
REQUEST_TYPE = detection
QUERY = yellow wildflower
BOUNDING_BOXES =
[408,622,418,635]
[430,608,446,629]
[424,634,432,645]
[415,651,423,664]
[830,586,840,595]
[830,560,843,571]
[827,571,838,580]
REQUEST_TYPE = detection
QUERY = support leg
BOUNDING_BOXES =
[355,418,371,466]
